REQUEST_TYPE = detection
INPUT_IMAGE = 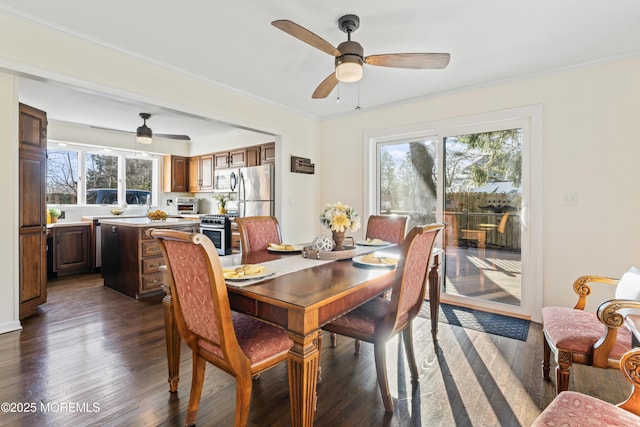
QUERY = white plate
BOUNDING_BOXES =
[223,265,275,281]
[267,245,303,253]
[355,240,391,246]
[352,255,398,268]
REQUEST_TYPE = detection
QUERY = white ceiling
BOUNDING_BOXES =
[3,0,640,139]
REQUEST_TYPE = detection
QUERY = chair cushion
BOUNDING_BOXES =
[327,297,390,337]
[542,307,631,358]
[532,391,640,426]
[199,312,292,364]
[615,266,640,300]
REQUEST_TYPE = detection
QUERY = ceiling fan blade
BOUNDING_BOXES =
[272,20,341,57]
[312,73,339,99]
[90,126,190,141]
[156,133,191,141]
[365,53,450,69]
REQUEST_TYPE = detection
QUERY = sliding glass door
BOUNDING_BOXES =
[369,107,541,317]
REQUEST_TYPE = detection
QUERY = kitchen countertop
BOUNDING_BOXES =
[46,221,90,229]
[98,217,200,228]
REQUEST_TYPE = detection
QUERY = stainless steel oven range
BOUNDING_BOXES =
[199,214,232,256]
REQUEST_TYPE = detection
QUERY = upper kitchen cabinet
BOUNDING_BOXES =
[215,149,247,169]
[163,155,189,193]
[19,103,48,319]
[260,143,276,165]
[189,153,214,192]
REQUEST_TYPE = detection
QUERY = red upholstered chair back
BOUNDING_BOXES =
[386,223,444,334]
[150,229,243,364]
[366,215,409,244]
[235,216,282,253]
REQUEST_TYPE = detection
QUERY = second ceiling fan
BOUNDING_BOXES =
[272,14,450,99]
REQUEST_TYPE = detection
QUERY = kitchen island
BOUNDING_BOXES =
[100,217,198,298]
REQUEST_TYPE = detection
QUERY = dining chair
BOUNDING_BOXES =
[365,214,409,244]
[149,229,293,427]
[533,346,640,426]
[235,215,282,253]
[330,214,410,351]
[542,267,640,394]
[323,222,445,412]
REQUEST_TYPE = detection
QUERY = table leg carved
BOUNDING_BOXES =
[287,331,320,427]
[428,254,441,340]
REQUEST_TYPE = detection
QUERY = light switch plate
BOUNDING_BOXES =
[561,193,578,206]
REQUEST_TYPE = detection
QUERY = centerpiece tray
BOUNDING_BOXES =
[302,245,357,260]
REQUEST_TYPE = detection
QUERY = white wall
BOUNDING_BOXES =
[319,57,640,311]
[0,12,320,331]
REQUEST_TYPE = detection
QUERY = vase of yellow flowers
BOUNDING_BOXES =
[214,195,227,214]
[319,202,361,250]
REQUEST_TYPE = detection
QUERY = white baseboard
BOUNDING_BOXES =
[0,321,22,335]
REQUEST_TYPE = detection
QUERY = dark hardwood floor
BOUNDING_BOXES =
[0,274,630,426]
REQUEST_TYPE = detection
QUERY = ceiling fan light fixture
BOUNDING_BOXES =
[336,60,363,83]
[136,113,153,144]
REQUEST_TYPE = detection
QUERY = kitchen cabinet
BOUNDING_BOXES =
[100,218,197,299]
[242,143,275,167]
[260,143,276,165]
[19,103,48,319]
[214,149,247,169]
[163,155,189,193]
[51,224,90,277]
[188,153,214,192]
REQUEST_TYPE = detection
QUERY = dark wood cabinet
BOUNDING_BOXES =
[101,221,197,299]
[189,154,214,192]
[19,103,48,320]
[163,155,189,192]
[52,225,90,277]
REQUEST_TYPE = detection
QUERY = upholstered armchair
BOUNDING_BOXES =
[533,346,640,425]
[542,267,640,394]
[149,229,292,427]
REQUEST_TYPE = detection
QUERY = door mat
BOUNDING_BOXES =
[418,303,530,341]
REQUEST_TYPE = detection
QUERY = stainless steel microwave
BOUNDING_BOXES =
[213,169,238,193]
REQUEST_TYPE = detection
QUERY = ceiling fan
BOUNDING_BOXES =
[272,14,450,99]
[91,113,191,142]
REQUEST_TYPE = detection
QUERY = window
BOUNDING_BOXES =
[46,145,158,206]
[47,148,79,204]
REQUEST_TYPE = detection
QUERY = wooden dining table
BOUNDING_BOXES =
[161,247,441,427]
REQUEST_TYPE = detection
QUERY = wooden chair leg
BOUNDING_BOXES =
[185,353,206,426]
[235,374,253,427]
[542,338,551,381]
[374,341,393,413]
[402,323,419,381]
[354,339,361,356]
[555,359,571,394]
[330,332,337,347]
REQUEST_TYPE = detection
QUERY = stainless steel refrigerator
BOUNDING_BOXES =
[238,164,275,217]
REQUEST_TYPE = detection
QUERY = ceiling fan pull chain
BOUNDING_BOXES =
[356,82,361,110]
[336,82,340,103]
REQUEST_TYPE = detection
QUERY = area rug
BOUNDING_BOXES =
[418,303,530,341]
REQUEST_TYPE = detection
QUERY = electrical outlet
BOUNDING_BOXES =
[166,199,173,206]
[561,193,578,206]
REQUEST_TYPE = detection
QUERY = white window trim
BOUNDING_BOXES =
[364,105,543,321]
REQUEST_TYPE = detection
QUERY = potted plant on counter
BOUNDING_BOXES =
[214,195,227,214]
[48,208,61,223]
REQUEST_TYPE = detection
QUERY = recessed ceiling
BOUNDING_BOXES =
[3,1,640,137]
